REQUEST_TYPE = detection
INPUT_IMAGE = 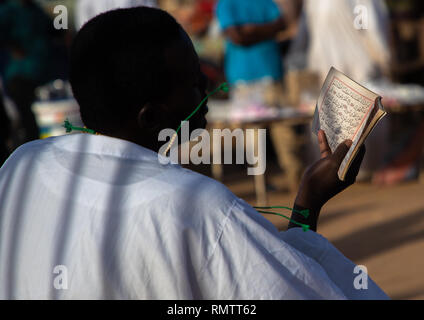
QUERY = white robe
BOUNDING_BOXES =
[0,134,389,299]
[300,0,390,83]
[75,0,158,30]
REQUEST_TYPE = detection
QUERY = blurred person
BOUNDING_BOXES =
[0,7,388,299]
[373,119,424,185]
[0,0,61,143]
[161,0,226,92]
[371,1,424,185]
[161,0,216,36]
[159,0,196,34]
[389,1,424,84]
[75,0,157,30]
[373,10,424,185]
[274,0,304,55]
[191,0,215,36]
[298,0,390,84]
[216,0,306,192]
[216,0,286,85]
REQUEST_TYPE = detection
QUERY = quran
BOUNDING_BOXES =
[312,67,387,181]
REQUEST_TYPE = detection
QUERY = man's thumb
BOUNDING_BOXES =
[332,140,352,164]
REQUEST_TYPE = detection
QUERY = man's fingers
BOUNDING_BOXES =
[318,130,331,159]
[331,139,352,165]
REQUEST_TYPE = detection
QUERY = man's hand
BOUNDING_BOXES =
[288,130,365,231]
[241,17,286,35]
[224,17,287,46]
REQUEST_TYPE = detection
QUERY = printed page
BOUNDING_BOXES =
[312,67,379,153]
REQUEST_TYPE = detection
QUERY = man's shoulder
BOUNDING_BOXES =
[0,134,95,172]
[171,166,237,205]
[3,137,52,162]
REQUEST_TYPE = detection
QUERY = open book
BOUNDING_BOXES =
[312,67,387,181]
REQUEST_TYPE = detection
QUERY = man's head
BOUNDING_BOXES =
[70,7,208,151]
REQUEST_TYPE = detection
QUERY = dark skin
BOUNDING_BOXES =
[224,17,287,46]
[107,28,209,152]
[107,27,365,232]
[289,130,366,231]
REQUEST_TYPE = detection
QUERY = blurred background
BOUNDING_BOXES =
[0,0,423,299]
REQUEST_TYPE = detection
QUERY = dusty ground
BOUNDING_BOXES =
[192,162,424,300]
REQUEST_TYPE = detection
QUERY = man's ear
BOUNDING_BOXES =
[137,103,163,131]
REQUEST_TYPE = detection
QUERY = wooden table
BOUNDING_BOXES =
[205,100,313,205]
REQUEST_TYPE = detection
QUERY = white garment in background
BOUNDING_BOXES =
[0,134,389,299]
[301,0,390,83]
[75,0,157,30]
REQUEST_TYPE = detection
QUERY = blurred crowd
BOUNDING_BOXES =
[0,0,423,188]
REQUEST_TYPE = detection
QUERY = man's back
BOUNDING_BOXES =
[0,134,388,299]
[0,133,234,299]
